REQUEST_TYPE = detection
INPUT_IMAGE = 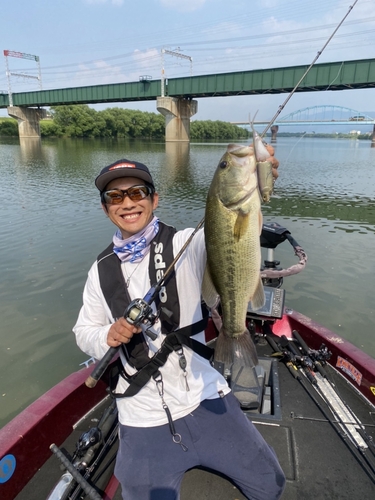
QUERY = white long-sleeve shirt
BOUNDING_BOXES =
[73,227,230,427]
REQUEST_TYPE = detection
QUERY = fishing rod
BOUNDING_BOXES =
[85,217,205,389]
[267,333,375,483]
[49,444,103,500]
[48,399,119,500]
[261,0,359,138]
[292,329,375,455]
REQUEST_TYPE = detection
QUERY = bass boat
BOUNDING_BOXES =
[1,222,374,500]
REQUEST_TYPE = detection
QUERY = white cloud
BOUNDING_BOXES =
[132,48,160,68]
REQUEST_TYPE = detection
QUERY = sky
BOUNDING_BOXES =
[0,0,374,125]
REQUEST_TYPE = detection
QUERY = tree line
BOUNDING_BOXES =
[0,105,249,140]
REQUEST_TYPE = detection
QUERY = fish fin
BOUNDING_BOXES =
[233,212,250,241]
[202,265,219,308]
[214,329,234,370]
[233,330,259,367]
[231,331,261,408]
[249,278,265,311]
[214,329,258,373]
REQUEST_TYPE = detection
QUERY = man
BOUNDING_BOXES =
[73,157,285,500]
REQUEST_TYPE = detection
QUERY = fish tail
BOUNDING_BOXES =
[214,328,259,373]
[214,329,235,372]
[233,329,259,367]
[231,334,262,409]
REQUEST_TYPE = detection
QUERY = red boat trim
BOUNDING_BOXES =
[103,475,120,500]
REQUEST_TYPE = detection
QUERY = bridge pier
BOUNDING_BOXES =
[157,97,197,142]
[7,106,47,139]
[270,125,279,142]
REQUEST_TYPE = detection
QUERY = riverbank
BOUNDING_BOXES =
[0,107,250,140]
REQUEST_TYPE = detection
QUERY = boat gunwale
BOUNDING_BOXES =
[0,365,110,499]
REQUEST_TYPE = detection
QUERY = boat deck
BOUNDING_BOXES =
[16,336,375,500]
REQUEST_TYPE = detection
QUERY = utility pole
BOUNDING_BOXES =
[160,48,193,97]
[3,50,42,106]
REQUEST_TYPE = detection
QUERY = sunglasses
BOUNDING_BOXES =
[101,185,153,205]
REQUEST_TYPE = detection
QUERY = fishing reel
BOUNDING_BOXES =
[124,298,159,340]
[309,344,332,365]
[76,427,102,456]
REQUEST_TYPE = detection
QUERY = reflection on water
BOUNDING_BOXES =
[19,137,42,160]
[0,136,374,427]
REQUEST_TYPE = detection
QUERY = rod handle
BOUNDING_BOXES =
[292,330,310,354]
[266,335,280,353]
[85,346,119,388]
[50,444,103,500]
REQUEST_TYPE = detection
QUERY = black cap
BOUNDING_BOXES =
[95,159,154,192]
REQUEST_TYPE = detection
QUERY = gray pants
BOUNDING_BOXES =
[115,392,285,500]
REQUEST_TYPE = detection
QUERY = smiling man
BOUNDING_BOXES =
[98,160,159,239]
[73,158,285,500]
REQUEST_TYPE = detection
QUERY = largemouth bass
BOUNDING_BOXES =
[252,124,274,203]
[202,143,265,375]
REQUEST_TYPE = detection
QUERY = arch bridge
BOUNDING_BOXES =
[233,105,375,141]
[265,105,374,126]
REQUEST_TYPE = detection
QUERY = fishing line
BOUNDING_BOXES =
[260,0,360,138]
[325,61,344,91]
[282,132,308,170]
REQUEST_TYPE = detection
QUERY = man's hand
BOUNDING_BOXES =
[107,318,141,347]
[265,144,279,181]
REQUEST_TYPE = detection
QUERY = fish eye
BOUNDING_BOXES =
[219,161,227,169]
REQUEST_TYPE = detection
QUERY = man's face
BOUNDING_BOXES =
[102,176,158,239]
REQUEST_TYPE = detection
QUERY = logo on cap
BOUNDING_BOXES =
[109,163,136,171]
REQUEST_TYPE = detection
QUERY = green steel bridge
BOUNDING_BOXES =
[1,58,374,108]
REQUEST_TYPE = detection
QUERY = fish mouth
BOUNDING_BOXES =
[224,185,258,210]
[226,144,253,156]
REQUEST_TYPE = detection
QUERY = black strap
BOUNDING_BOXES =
[149,223,180,334]
[97,222,180,370]
[110,314,212,399]
[97,246,149,370]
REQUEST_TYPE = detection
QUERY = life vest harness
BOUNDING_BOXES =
[109,314,210,398]
[97,222,213,399]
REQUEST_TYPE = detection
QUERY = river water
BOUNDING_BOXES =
[0,135,374,427]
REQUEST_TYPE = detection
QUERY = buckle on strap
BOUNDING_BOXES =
[110,318,211,399]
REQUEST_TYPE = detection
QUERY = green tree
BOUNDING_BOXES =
[0,119,18,136]
[48,105,249,140]
[191,119,248,140]
[40,120,63,137]
[51,105,105,137]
